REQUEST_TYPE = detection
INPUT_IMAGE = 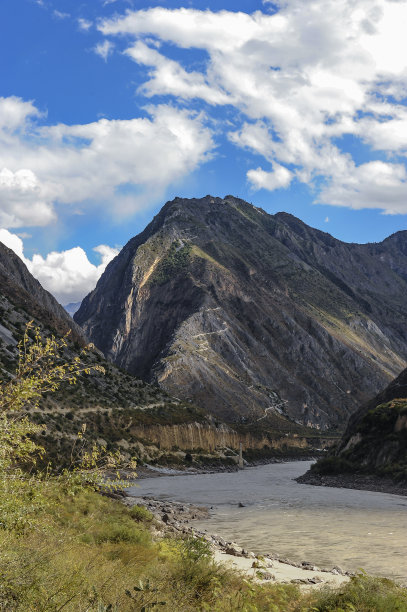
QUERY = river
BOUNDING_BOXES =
[126,461,407,581]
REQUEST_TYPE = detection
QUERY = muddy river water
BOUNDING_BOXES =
[127,461,407,581]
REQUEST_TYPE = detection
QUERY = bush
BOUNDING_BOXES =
[129,504,154,523]
[307,572,407,612]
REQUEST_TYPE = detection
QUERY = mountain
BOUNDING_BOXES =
[1,236,319,467]
[300,368,407,483]
[0,241,84,344]
[0,240,215,467]
[335,367,407,477]
[64,301,82,317]
[74,195,407,430]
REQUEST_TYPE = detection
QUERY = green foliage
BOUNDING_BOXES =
[150,240,192,285]
[0,323,405,610]
[306,572,407,611]
[359,400,407,435]
[130,504,154,523]
[0,322,103,471]
[311,398,407,481]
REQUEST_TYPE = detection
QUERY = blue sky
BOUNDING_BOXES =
[0,0,407,303]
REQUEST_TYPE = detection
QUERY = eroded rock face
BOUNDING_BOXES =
[75,195,407,429]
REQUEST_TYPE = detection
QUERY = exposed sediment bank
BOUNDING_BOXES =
[124,495,350,590]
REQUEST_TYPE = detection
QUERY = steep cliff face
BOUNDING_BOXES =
[75,195,407,430]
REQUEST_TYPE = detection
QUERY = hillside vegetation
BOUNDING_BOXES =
[0,329,406,611]
[308,367,407,482]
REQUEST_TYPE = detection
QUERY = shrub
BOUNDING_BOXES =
[307,572,407,612]
[130,504,154,523]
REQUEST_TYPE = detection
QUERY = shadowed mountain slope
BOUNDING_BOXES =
[75,195,407,430]
[0,242,84,344]
[0,239,214,466]
[300,368,407,483]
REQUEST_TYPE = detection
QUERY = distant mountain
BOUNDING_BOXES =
[75,195,407,430]
[64,301,82,317]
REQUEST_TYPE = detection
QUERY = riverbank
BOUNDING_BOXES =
[124,494,350,590]
[296,471,407,496]
[135,455,318,479]
[127,461,407,582]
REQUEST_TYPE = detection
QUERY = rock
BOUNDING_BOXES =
[238,502,245,507]
[308,577,323,584]
[225,545,243,557]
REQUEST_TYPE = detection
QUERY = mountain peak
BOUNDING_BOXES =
[75,195,407,430]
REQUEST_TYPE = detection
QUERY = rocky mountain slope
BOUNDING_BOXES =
[0,241,215,466]
[75,195,407,430]
[1,237,320,465]
[300,367,407,484]
[334,367,407,478]
[0,242,84,344]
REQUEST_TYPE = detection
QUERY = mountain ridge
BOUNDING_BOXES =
[75,195,407,430]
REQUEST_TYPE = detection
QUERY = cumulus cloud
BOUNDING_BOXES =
[318,161,407,214]
[125,42,229,105]
[247,164,293,191]
[0,168,55,228]
[0,229,119,303]
[0,96,214,228]
[99,1,407,213]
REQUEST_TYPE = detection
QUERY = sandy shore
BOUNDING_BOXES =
[125,495,350,590]
[213,549,348,589]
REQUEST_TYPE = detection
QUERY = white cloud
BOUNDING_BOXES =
[0,229,25,260]
[247,164,293,191]
[318,160,407,214]
[0,168,55,228]
[0,96,214,228]
[94,40,114,61]
[99,2,407,213]
[125,42,229,105]
[0,96,40,132]
[78,18,92,31]
[53,10,70,20]
[0,229,119,303]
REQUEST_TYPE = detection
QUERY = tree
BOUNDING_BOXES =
[0,322,106,471]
